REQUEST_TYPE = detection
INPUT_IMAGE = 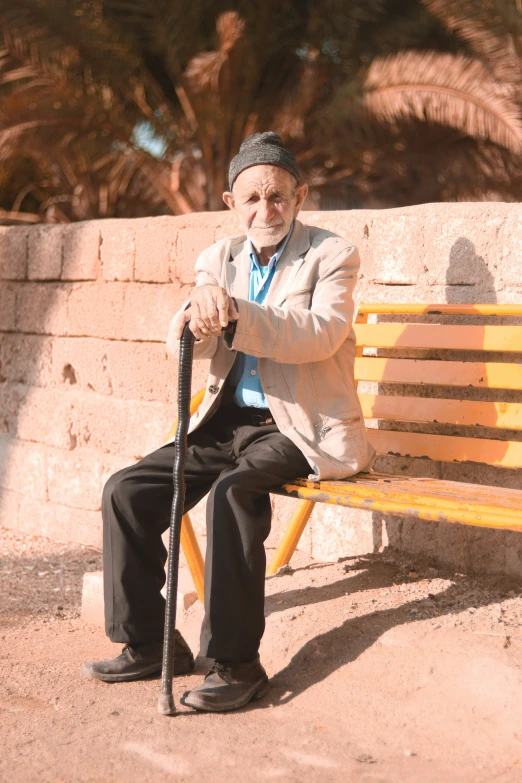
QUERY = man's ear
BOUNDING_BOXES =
[222,191,235,210]
[294,183,308,216]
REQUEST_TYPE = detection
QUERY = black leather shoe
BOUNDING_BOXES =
[181,656,269,712]
[82,630,194,682]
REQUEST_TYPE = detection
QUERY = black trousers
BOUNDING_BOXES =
[102,402,310,663]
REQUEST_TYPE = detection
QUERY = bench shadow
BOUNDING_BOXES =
[262,568,508,707]
[264,557,401,616]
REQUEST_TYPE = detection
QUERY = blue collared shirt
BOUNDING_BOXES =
[229,224,293,408]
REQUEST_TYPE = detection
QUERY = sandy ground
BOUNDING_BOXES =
[1,528,522,783]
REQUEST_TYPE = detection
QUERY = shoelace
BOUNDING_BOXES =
[210,661,229,674]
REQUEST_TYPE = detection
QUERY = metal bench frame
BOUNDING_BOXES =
[171,304,522,600]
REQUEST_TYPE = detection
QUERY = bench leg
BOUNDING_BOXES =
[180,513,204,602]
[266,500,315,576]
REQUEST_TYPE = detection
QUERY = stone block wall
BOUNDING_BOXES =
[0,204,521,576]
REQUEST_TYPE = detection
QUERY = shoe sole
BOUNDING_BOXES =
[181,677,270,712]
[81,658,194,683]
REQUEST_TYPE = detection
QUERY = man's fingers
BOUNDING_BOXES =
[174,308,192,339]
[204,290,222,332]
[217,290,230,328]
[228,298,239,321]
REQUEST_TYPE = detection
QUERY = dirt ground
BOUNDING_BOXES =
[2,527,522,783]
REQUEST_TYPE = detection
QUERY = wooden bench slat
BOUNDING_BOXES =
[358,304,522,316]
[276,475,522,531]
[359,394,522,430]
[354,357,522,389]
[280,474,522,517]
[355,323,522,352]
[367,428,522,468]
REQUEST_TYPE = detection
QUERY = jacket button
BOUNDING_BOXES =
[208,384,219,394]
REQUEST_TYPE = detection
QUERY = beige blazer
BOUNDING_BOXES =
[166,219,375,481]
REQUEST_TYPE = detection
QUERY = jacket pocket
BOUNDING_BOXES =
[319,415,361,439]
[317,416,366,463]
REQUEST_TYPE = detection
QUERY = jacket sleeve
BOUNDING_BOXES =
[226,245,359,364]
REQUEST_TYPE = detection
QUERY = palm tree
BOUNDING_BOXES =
[0,0,521,220]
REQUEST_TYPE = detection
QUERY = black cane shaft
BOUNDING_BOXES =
[158,322,194,715]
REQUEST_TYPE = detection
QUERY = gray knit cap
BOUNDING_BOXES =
[228,131,300,189]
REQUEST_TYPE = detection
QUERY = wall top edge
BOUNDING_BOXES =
[2,201,522,233]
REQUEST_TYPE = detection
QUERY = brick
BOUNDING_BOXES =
[80,566,198,629]
[51,337,186,406]
[66,506,102,548]
[100,219,135,281]
[16,496,67,539]
[0,282,17,330]
[174,218,220,285]
[0,488,22,531]
[213,212,241,243]
[15,283,69,335]
[81,570,104,626]
[499,213,522,289]
[134,217,172,283]
[0,435,47,500]
[0,334,53,386]
[51,337,113,395]
[363,214,423,285]
[100,453,135,492]
[424,216,502,291]
[17,495,102,546]
[309,504,374,562]
[0,226,29,280]
[46,446,104,510]
[13,386,75,450]
[66,282,125,339]
[62,222,101,280]
[302,209,370,247]
[104,340,176,403]
[28,225,64,280]
[0,383,29,436]
[68,391,171,457]
[123,282,186,342]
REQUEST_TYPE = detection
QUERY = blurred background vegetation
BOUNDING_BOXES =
[1,0,522,222]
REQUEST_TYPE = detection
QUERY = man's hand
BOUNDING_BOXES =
[172,285,239,341]
[188,285,238,340]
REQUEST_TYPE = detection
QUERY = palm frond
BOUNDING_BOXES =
[421,0,522,83]
[364,51,522,152]
[184,12,245,94]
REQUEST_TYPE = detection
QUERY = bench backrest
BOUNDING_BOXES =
[354,304,522,470]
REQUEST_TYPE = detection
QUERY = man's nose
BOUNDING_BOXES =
[257,198,274,223]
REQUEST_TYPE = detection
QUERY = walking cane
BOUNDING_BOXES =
[157,321,195,716]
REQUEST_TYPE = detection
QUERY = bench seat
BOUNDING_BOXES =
[275,473,522,531]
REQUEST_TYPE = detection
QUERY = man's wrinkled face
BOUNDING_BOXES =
[223,165,308,250]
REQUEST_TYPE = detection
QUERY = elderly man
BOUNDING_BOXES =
[83,132,374,712]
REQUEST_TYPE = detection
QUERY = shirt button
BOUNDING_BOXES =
[250,370,257,376]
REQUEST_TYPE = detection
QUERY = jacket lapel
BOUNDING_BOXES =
[224,236,250,301]
[265,219,311,307]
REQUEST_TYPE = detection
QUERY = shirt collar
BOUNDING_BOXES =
[247,221,294,273]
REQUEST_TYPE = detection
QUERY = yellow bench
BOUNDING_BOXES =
[172,303,522,599]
